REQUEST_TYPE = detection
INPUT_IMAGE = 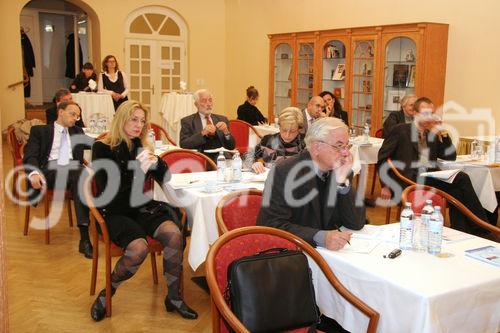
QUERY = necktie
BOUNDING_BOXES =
[205,115,215,136]
[58,128,70,166]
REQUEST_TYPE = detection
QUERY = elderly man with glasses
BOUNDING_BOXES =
[23,101,94,258]
[257,117,365,251]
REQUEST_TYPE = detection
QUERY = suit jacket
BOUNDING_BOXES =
[256,150,365,246]
[179,113,235,160]
[301,109,310,134]
[46,105,85,127]
[382,110,406,139]
[377,122,456,188]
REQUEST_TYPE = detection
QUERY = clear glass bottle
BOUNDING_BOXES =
[428,206,444,254]
[399,202,414,250]
[232,152,242,182]
[216,151,226,182]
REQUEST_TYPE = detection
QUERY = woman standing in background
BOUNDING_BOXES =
[98,55,129,110]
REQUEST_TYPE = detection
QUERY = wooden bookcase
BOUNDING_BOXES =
[268,22,449,134]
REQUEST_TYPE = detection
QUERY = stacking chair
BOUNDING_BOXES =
[83,173,187,318]
[205,226,379,333]
[229,120,262,155]
[402,184,500,235]
[150,122,177,146]
[160,149,217,173]
[215,189,263,234]
[6,126,25,202]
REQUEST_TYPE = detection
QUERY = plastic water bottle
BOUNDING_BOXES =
[232,152,242,182]
[147,129,155,146]
[428,206,444,254]
[399,202,414,250]
[216,151,226,182]
[414,200,434,252]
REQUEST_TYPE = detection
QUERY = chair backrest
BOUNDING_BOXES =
[150,122,176,145]
[402,184,500,235]
[375,128,383,138]
[229,120,260,155]
[160,149,217,174]
[95,132,108,141]
[401,185,447,215]
[205,226,379,333]
[6,126,24,164]
[215,190,263,234]
[387,158,416,186]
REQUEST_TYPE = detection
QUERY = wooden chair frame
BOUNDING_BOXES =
[383,158,417,224]
[159,149,217,172]
[83,171,187,318]
[150,122,177,146]
[215,189,263,235]
[6,126,25,202]
[402,184,500,236]
[205,226,379,333]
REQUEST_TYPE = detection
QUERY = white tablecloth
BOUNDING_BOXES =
[71,93,114,130]
[309,223,500,333]
[248,124,279,147]
[154,171,265,270]
[438,155,500,212]
[160,92,197,145]
[350,136,384,175]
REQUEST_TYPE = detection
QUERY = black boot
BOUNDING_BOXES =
[164,296,198,319]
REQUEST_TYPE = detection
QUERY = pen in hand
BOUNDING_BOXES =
[337,227,351,245]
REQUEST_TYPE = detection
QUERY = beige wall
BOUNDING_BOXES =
[0,0,226,128]
[225,0,500,136]
[1,0,499,136]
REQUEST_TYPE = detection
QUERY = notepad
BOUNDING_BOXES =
[465,246,500,267]
[420,169,461,184]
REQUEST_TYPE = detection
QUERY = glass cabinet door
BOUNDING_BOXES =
[351,40,375,130]
[321,40,346,109]
[296,42,314,110]
[383,37,417,123]
[273,43,293,118]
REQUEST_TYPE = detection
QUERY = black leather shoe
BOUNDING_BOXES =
[79,239,93,259]
[91,289,110,322]
[164,297,198,319]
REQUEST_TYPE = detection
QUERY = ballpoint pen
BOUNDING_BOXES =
[337,226,351,245]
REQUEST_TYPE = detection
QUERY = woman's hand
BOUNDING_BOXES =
[251,162,266,174]
[136,150,158,173]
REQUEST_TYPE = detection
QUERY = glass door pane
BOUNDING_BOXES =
[321,40,346,109]
[351,40,375,130]
[296,42,314,110]
[127,41,153,111]
[273,43,292,118]
[383,37,416,122]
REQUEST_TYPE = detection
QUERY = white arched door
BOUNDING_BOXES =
[125,6,187,121]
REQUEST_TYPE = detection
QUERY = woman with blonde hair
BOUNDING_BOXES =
[251,106,305,173]
[90,100,197,321]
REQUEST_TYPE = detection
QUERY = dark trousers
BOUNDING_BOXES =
[423,172,488,236]
[42,162,89,227]
[485,191,500,226]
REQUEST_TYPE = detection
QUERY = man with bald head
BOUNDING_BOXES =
[301,96,326,133]
[179,89,235,161]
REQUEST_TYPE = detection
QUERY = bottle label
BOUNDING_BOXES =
[400,217,412,229]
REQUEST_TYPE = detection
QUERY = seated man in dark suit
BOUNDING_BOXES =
[24,101,94,258]
[257,117,365,250]
[179,89,235,161]
[377,96,492,238]
[46,88,85,127]
[382,95,417,138]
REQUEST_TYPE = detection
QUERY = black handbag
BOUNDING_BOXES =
[225,247,319,333]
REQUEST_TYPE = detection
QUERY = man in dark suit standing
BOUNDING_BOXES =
[382,95,417,138]
[257,117,364,250]
[179,89,235,161]
[45,88,85,127]
[377,97,491,237]
[24,101,94,258]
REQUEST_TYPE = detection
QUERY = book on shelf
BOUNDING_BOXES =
[385,90,406,111]
[393,64,409,87]
[332,64,346,80]
[333,88,344,99]
[465,245,500,267]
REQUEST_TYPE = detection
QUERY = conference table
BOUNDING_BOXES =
[71,92,115,131]
[308,223,500,333]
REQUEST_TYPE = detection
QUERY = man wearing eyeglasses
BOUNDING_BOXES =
[258,117,365,251]
[301,96,326,134]
[23,101,94,258]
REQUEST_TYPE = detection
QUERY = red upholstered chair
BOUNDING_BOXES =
[150,122,176,146]
[215,189,263,234]
[205,226,379,333]
[229,120,262,155]
[83,173,187,318]
[160,149,217,174]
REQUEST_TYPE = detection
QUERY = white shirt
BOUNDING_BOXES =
[304,108,314,126]
[97,70,130,98]
[48,122,73,161]
[198,112,213,128]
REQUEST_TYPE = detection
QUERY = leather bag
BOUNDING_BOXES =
[226,247,319,332]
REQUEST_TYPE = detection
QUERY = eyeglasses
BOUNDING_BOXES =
[66,111,81,121]
[319,141,352,152]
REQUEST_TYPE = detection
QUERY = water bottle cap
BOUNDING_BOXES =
[425,199,432,204]
[405,202,412,207]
